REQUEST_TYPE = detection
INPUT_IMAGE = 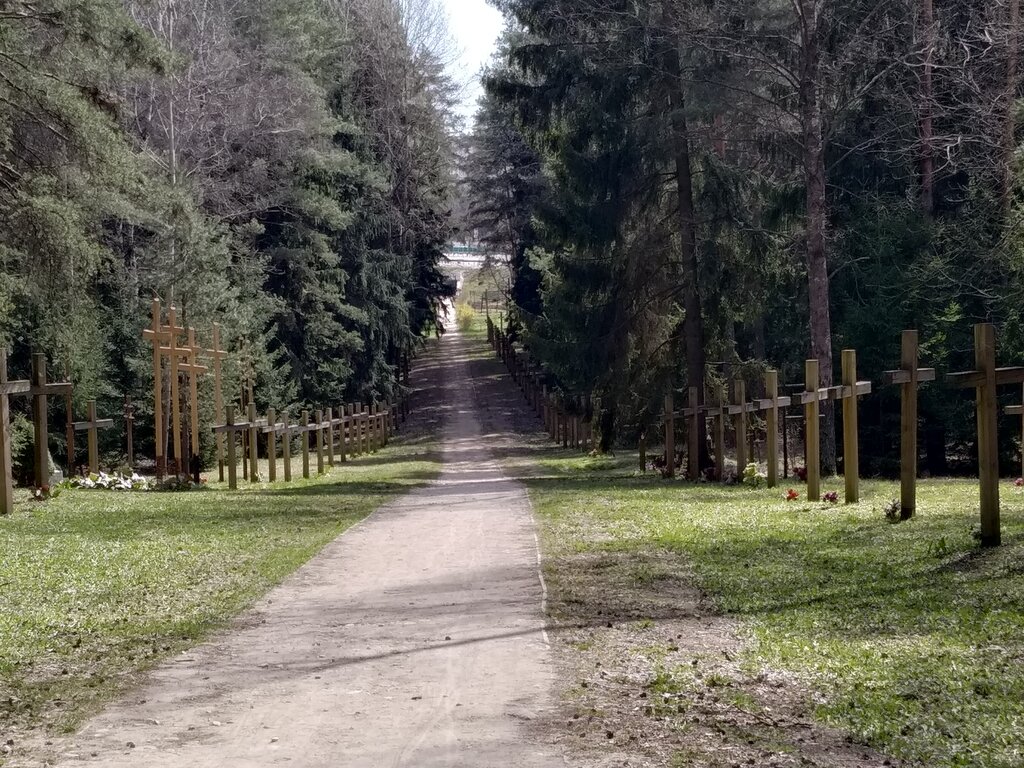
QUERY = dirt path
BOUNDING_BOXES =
[41,332,564,768]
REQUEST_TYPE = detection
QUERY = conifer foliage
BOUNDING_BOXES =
[0,0,456,472]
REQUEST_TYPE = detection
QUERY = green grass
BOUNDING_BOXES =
[520,454,1024,768]
[0,443,441,742]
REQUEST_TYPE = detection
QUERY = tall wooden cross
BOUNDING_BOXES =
[796,360,831,502]
[0,352,30,515]
[142,298,167,477]
[181,328,209,481]
[830,350,872,503]
[280,410,295,483]
[757,371,792,489]
[882,330,936,519]
[74,400,115,475]
[207,324,228,481]
[946,323,1024,547]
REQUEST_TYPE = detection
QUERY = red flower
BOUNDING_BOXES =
[785,489,800,501]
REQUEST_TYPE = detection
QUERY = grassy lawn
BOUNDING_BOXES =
[0,443,441,747]
[519,453,1024,768]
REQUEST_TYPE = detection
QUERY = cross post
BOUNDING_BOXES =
[281,410,293,482]
[883,330,937,518]
[301,409,311,479]
[141,298,166,477]
[1,351,30,515]
[701,385,728,481]
[946,323,1024,547]
[728,379,756,472]
[74,400,115,475]
[834,350,873,503]
[247,402,259,483]
[797,360,831,501]
[663,391,676,478]
[21,353,74,491]
[208,324,228,482]
[758,371,792,488]
[315,409,325,475]
[212,405,251,490]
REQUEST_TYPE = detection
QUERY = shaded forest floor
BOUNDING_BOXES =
[466,322,1024,768]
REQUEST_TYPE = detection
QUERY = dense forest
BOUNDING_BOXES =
[466,0,1024,475]
[0,0,457,475]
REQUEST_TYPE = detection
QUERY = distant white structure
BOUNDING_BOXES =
[444,244,511,268]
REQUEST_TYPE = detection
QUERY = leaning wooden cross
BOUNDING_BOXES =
[882,330,936,519]
[181,328,209,481]
[73,400,115,475]
[0,352,30,515]
[946,323,1024,547]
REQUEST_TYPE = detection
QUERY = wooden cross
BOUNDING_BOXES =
[324,407,336,467]
[334,407,348,464]
[301,409,311,479]
[701,385,729,481]
[141,298,167,477]
[73,400,115,475]
[207,324,228,482]
[181,328,209,481]
[757,371,792,488]
[683,387,701,481]
[247,402,261,482]
[262,407,285,484]
[883,330,936,518]
[123,398,136,468]
[212,405,250,490]
[1,351,30,515]
[346,403,359,458]
[16,354,74,491]
[280,410,295,483]
[1006,390,1024,479]
[828,350,873,503]
[141,300,186,476]
[315,409,326,474]
[946,323,1024,547]
[663,391,676,478]
[796,360,831,502]
[727,379,759,472]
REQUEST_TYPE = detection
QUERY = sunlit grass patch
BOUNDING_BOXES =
[523,455,1024,768]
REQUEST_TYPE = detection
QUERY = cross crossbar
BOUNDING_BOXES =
[883,368,937,385]
[947,367,1024,388]
[74,418,115,430]
[757,395,792,410]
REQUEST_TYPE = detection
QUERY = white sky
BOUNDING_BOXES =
[441,0,505,127]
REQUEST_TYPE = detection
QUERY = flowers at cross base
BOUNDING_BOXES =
[1015,478,1024,488]
[822,491,839,504]
[785,489,800,502]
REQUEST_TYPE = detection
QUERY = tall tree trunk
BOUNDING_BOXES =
[1003,0,1020,211]
[919,0,935,214]
[798,0,837,474]
[666,39,712,470]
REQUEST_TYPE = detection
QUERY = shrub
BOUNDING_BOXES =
[742,462,766,488]
[456,303,475,333]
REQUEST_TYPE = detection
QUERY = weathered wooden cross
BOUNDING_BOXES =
[796,360,831,502]
[728,379,758,473]
[827,350,873,503]
[207,324,228,481]
[882,330,936,518]
[262,407,286,484]
[756,371,791,488]
[701,385,729,481]
[73,400,115,475]
[946,323,1024,547]
[141,299,187,476]
[181,328,209,481]
[212,405,250,490]
[0,351,30,515]
[123,398,136,468]
[19,354,74,491]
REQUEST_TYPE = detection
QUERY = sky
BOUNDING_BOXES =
[441,0,505,127]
